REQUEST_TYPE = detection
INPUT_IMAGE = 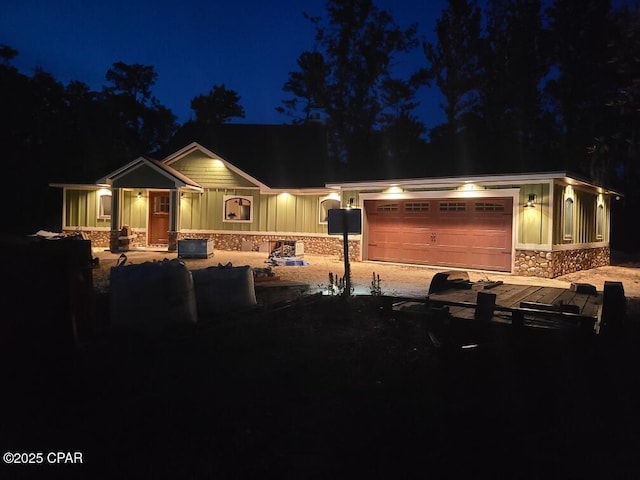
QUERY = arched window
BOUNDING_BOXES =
[223,195,253,222]
[596,204,605,240]
[563,197,574,241]
[319,196,341,223]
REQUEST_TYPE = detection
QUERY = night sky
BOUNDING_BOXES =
[1,0,449,127]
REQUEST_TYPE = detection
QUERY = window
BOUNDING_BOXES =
[439,201,466,212]
[223,195,253,222]
[319,197,341,223]
[563,197,574,240]
[596,204,605,240]
[376,203,399,212]
[98,191,112,219]
[405,202,430,212]
[475,202,504,212]
[154,195,169,213]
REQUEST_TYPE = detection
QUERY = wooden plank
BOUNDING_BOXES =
[521,287,565,305]
[581,294,604,319]
[429,288,477,304]
[496,285,543,308]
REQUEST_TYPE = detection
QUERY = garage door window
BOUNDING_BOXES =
[475,202,505,212]
[405,202,430,212]
[439,202,466,212]
[377,203,399,212]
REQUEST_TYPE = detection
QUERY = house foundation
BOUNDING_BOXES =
[514,247,610,278]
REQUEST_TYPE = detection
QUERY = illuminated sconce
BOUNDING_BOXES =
[137,191,142,199]
[346,197,355,209]
[526,193,537,207]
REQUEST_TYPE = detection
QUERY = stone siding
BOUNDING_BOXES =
[68,228,610,278]
[178,233,361,262]
[514,246,610,278]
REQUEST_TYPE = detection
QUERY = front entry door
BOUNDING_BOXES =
[148,191,170,245]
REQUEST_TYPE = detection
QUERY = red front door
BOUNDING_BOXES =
[148,192,170,245]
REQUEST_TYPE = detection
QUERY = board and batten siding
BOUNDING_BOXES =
[65,189,147,229]
[170,151,256,188]
[64,189,111,228]
[179,189,328,234]
[517,183,550,245]
[552,184,609,245]
[119,190,147,229]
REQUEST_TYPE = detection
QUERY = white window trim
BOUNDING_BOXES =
[563,196,574,241]
[222,194,253,223]
[97,190,112,220]
[319,194,341,224]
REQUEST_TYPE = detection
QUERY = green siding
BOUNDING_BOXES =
[552,184,608,244]
[64,189,110,228]
[112,165,176,189]
[119,190,147,229]
[518,183,550,244]
[171,151,257,188]
[179,189,328,234]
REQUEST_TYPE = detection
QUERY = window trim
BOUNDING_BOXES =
[596,203,605,240]
[563,197,574,241]
[223,194,253,223]
[97,191,112,220]
[319,195,341,224]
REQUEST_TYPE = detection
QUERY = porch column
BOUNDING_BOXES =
[109,187,121,253]
[168,189,179,252]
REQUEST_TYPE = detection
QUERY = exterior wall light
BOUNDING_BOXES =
[526,193,537,207]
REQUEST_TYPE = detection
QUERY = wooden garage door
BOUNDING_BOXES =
[365,198,513,272]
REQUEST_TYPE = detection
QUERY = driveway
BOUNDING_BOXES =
[93,248,640,299]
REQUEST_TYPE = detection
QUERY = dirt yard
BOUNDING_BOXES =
[92,248,640,299]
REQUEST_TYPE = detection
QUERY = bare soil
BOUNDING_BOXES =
[92,248,640,298]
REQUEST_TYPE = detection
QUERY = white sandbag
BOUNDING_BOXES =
[109,259,197,333]
[191,265,257,317]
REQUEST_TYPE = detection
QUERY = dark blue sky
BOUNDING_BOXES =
[2,0,633,129]
[1,0,449,128]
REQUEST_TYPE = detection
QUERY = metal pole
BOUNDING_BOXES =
[342,210,350,296]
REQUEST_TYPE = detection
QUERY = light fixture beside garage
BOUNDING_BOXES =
[526,193,537,207]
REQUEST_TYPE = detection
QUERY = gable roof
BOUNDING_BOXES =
[96,156,202,190]
[162,142,270,191]
[162,122,338,188]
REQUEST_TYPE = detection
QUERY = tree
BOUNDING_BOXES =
[277,51,329,122]
[190,84,245,126]
[102,61,177,157]
[545,0,616,177]
[480,0,550,171]
[423,0,483,136]
[280,0,426,166]
[0,44,18,66]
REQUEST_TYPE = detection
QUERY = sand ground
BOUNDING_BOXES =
[92,248,640,299]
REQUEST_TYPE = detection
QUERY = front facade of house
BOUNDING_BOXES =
[53,140,620,279]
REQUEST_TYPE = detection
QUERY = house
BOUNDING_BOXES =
[51,124,622,278]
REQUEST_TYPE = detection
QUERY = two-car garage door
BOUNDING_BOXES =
[365,197,513,272]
